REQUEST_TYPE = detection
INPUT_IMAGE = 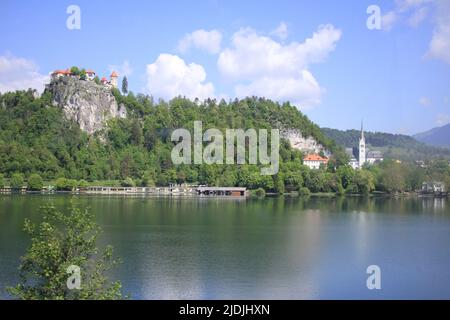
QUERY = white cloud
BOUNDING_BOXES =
[427,0,450,64]
[408,6,429,27]
[145,54,215,101]
[379,0,450,66]
[381,11,398,31]
[0,54,49,94]
[235,71,323,109]
[419,96,431,106]
[178,29,222,54]
[108,60,133,77]
[271,22,288,40]
[382,0,432,31]
[217,24,341,109]
[396,0,433,12]
[436,113,450,126]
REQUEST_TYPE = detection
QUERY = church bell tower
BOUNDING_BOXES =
[359,121,366,168]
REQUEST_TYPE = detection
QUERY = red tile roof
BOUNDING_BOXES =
[52,69,71,75]
[303,154,329,162]
[110,71,118,77]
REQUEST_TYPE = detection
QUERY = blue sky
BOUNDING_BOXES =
[0,0,449,134]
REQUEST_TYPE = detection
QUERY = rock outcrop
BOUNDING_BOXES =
[281,128,330,156]
[46,77,126,134]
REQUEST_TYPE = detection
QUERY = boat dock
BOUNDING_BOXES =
[196,187,247,197]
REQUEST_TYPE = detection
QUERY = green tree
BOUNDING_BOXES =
[0,173,4,188]
[121,177,135,187]
[122,76,128,95]
[28,173,43,191]
[253,187,266,197]
[80,69,87,81]
[299,187,311,196]
[274,174,285,194]
[70,66,80,76]
[379,162,405,193]
[55,178,76,191]
[11,173,24,190]
[7,204,123,300]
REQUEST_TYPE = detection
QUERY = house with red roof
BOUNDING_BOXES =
[109,71,118,88]
[303,154,329,170]
[86,69,96,81]
[51,69,71,79]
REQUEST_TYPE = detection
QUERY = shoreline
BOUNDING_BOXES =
[0,190,448,199]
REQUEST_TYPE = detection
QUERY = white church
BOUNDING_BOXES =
[347,122,383,169]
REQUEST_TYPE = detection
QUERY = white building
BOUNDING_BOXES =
[422,181,446,193]
[358,122,366,168]
[366,151,384,164]
[346,123,383,169]
[110,71,118,88]
[303,154,329,170]
[86,69,96,81]
[51,69,71,80]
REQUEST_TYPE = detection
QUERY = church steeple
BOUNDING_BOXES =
[360,120,364,140]
[358,120,366,168]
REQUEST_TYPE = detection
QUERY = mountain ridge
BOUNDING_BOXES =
[413,123,450,149]
[322,127,450,161]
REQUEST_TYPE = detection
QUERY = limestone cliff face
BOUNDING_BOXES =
[46,77,126,134]
[281,128,330,156]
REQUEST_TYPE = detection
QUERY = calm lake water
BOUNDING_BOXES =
[0,194,449,299]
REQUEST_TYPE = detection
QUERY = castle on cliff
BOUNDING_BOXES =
[51,68,118,88]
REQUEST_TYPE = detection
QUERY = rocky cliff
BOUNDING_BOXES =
[45,77,127,134]
[281,128,330,156]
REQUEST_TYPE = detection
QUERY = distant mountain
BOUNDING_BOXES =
[322,127,450,161]
[414,124,450,149]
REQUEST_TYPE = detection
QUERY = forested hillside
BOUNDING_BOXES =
[1,88,449,194]
[322,127,450,161]
[0,89,344,191]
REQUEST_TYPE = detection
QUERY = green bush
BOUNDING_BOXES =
[80,69,87,80]
[299,187,311,197]
[28,174,43,191]
[0,173,4,188]
[121,177,135,187]
[7,204,123,300]
[253,187,266,198]
[336,184,345,196]
[70,66,80,75]
[55,178,77,191]
[78,179,89,188]
[11,173,24,190]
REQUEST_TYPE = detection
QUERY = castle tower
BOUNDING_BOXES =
[358,121,366,168]
[110,71,118,88]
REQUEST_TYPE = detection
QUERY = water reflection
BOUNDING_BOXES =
[0,195,449,299]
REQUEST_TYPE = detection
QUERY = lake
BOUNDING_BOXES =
[0,194,449,299]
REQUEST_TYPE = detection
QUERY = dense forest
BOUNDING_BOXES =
[322,127,450,161]
[0,88,449,194]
